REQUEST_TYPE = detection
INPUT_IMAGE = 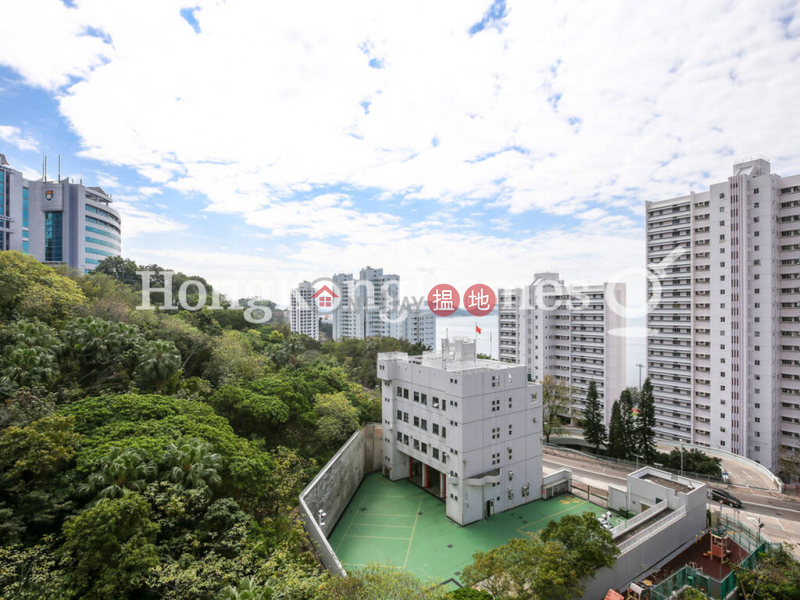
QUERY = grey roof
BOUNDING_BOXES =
[88,186,108,196]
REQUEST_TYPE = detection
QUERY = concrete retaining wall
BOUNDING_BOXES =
[298,423,383,575]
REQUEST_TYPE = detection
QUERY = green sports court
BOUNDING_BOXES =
[328,472,623,587]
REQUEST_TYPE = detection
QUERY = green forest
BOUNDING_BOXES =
[0,251,442,600]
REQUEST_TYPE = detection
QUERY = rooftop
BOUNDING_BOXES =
[640,473,694,494]
[328,472,624,588]
[380,338,521,374]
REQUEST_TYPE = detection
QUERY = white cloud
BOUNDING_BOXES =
[1,0,799,314]
[113,198,186,239]
[0,125,39,152]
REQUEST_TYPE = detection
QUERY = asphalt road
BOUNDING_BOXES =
[542,450,800,551]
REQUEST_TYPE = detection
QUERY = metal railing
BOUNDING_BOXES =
[610,500,667,539]
[617,506,686,554]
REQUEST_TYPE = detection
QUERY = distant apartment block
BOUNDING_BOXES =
[332,266,436,348]
[402,308,436,349]
[0,153,122,272]
[378,339,544,525]
[646,157,800,471]
[289,281,319,340]
[498,273,626,425]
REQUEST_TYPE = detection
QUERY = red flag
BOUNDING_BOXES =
[476,325,482,334]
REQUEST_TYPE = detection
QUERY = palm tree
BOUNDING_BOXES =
[78,447,157,500]
[163,438,222,490]
[0,346,58,388]
[217,577,272,600]
[135,339,181,391]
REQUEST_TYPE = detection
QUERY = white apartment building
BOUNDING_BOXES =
[378,339,543,526]
[331,266,436,346]
[289,281,319,340]
[646,157,800,471]
[402,308,436,349]
[498,273,626,425]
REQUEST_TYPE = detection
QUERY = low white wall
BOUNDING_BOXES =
[298,423,383,575]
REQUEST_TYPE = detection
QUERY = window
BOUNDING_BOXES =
[442,426,447,438]
[396,386,402,396]
[414,439,420,450]
[432,423,439,435]
[432,448,439,459]
[421,393,427,405]
[413,416,420,427]
[396,410,402,420]
[414,391,420,402]
[432,396,440,408]
[403,412,409,423]
[754,188,759,194]
[403,434,409,445]
[44,212,63,262]
[421,419,427,431]
[403,388,409,399]
[396,431,402,441]
[421,443,427,454]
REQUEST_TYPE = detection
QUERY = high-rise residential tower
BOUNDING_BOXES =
[331,266,436,346]
[646,157,800,471]
[0,153,122,272]
[498,273,626,425]
[289,281,319,340]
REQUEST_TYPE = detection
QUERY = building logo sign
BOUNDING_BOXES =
[45,190,54,202]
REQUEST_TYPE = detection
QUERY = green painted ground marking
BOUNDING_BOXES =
[328,472,625,587]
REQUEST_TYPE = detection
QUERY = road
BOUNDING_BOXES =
[543,450,800,553]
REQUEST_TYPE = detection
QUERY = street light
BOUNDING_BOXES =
[636,363,644,388]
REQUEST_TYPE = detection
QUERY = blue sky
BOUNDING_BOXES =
[2,0,800,314]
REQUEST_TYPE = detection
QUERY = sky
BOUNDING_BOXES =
[1,0,800,328]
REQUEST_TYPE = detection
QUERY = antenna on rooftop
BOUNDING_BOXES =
[44,155,47,182]
[58,154,61,181]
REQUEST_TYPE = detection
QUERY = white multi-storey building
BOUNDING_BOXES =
[646,157,800,471]
[378,339,543,526]
[498,273,626,425]
[402,308,436,350]
[331,266,436,346]
[289,281,319,340]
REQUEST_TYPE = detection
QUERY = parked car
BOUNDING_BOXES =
[708,488,742,508]
[721,471,730,484]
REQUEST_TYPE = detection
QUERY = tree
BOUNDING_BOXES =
[217,577,273,600]
[60,494,160,600]
[581,381,606,454]
[619,388,637,460]
[209,385,290,438]
[0,252,86,324]
[608,401,626,459]
[541,374,571,444]
[134,339,182,392]
[779,447,800,484]
[539,512,620,574]
[317,563,447,600]
[164,438,223,490]
[735,544,800,600]
[637,378,658,463]
[314,392,360,448]
[78,447,157,500]
[461,537,581,600]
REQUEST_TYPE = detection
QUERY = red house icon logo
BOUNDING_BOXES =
[311,285,339,309]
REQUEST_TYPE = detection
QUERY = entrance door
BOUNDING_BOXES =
[485,499,495,519]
